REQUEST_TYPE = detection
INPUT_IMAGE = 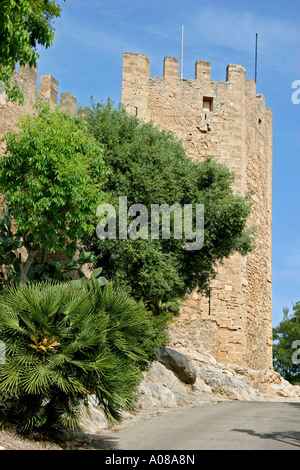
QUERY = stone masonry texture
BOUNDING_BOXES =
[121,52,273,370]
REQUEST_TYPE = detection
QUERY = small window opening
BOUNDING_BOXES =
[258,118,262,125]
[203,97,213,112]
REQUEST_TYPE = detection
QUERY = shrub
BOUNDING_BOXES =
[273,303,300,384]
[0,279,157,431]
[0,203,105,289]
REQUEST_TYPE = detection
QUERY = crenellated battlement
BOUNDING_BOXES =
[121,52,272,128]
[195,60,211,80]
[17,63,77,114]
[122,52,255,84]
[163,57,179,78]
[122,52,150,77]
[0,63,78,150]
[0,63,77,121]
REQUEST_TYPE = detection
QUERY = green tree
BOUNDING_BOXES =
[0,0,66,103]
[0,103,107,284]
[273,302,300,384]
[0,279,157,431]
[83,99,255,314]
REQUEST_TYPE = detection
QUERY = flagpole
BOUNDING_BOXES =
[255,33,258,84]
[181,25,184,79]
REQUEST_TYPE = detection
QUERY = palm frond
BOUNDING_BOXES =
[0,279,158,431]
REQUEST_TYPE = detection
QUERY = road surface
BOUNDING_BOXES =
[103,401,300,450]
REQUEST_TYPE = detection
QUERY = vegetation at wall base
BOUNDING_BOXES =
[0,103,107,285]
[0,279,158,432]
[273,302,300,384]
[0,203,107,288]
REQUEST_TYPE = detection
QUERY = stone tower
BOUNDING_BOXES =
[0,64,77,147]
[121,52,273,370]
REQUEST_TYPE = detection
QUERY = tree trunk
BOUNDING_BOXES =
[20,249,37,285]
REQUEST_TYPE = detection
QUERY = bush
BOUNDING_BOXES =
[0,279,158,431]
[0,203,105,289]
[273,303,300,384]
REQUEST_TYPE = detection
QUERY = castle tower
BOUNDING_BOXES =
[121,52,273,370]
[0,63,77,145]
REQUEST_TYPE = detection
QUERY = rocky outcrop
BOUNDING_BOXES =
[156,346,197,385]
[78,346,300,435]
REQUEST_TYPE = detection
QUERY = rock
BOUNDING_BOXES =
[143,362,187,395]
[269,383,293,398]
[180,349,218,366]
[232,366,249,376]
[79,396,109,434]
[269,380,300,400]
[137,382,177,409]
[192,377,212,394]
[80,347,300,435]
[197,365,259,401]
[157,346,197,385]
[137,382,155,410]
[146,383,177,408]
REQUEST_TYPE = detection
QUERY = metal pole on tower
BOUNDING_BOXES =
[255,33,258,84]
[181,25,184,79]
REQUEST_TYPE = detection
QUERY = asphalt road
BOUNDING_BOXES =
[104,401,300,450]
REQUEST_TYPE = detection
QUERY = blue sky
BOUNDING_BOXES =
[35,0,300,327]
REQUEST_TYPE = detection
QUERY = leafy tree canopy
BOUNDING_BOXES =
[0,0,66,103]
[273,302,300,384]
[83,99,256,314]
[0,103,107,284]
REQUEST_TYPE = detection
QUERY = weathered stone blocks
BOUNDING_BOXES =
[121,52,273,371]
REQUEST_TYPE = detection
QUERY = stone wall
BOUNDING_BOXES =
[121,52,273,370]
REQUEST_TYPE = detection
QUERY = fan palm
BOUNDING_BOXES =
[0,280,155,431]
